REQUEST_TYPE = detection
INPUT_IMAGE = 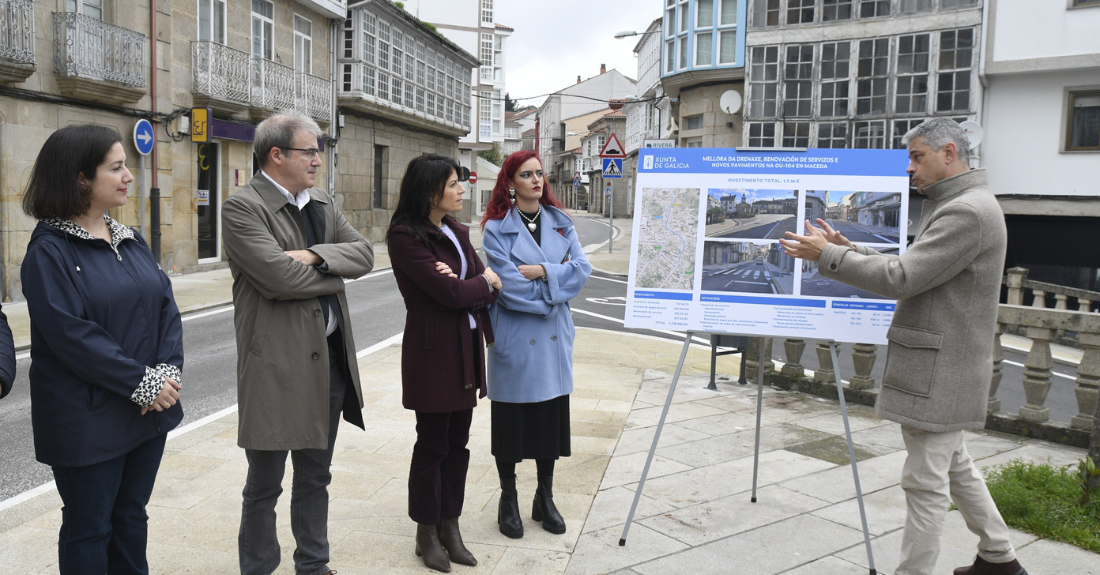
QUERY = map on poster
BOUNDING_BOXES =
[625,148,911,344]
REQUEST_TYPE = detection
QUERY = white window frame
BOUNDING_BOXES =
[251,0,274,60]
[67,0,103,19]
[481,0,493,24]
[198,0,227,44]
[294,14,312,75]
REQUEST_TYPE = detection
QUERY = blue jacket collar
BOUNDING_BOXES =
[499,205,572,266]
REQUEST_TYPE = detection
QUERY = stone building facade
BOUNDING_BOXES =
[0,0,475,300]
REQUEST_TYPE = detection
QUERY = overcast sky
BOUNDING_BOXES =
[496,1,662,108]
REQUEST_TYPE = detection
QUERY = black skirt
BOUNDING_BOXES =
[491,395,571,462]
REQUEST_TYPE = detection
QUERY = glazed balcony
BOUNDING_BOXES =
[0,0,35,83]
[53,11,146,105]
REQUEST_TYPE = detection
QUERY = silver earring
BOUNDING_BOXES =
[509,189,516,204]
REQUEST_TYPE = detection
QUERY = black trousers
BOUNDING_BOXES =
[407,408,474,525]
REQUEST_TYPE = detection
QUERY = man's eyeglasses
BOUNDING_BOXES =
[282,147,321,158]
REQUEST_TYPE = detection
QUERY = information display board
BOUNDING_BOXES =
[625,148,911,344]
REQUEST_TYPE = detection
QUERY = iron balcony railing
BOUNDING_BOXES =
[192,41,250,107]
[0,0,34,65]
[251,56,294,112]
[53,11,146,86]
[295,71,332,123]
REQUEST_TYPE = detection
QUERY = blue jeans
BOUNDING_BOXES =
[51,433,167,575]
[239,336,348,575]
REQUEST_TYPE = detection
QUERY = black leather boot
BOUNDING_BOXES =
[497,473,524,538]
[438,517,477,566]
[532,474,566,534]
[415,523,451,572]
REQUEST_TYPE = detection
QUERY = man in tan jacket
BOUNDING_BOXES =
[223,111,374,575]
[780,118,1025,575]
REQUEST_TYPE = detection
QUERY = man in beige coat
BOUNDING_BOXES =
[780,118,1026,575]
[223,111,374,575]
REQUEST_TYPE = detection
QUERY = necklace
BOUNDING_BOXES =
[517,205,541,233]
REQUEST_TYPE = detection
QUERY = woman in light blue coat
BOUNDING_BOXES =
[481,150,592,539]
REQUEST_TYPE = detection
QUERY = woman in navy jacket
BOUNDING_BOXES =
[481,150,591,539]
[388,154,501,572]
[21,125,184,575]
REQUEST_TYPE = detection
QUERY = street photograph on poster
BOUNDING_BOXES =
[705,189,798,239]
[701,241,795,295]
[805,190,902,245]
[799,247,901,298]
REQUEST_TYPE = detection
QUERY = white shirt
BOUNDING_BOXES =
[261,171,336,336]
[439,225,477,329]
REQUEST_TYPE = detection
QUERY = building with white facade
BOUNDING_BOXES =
[394,0,511,213]
[537,66,637,193]
[981,0,1100,291]
[623,18,671,213]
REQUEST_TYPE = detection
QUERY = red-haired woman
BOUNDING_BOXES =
[480,150,592,538]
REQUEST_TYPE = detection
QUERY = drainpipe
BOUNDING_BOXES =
[976,0,991,168]
[329,18,338,198]
[149,0,161,263]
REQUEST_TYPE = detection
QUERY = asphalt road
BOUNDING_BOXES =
[0,216,1085,503]
[701,261,778,294]
[820,218,901,244]
[709,214,797,240]
[800,274,885,299]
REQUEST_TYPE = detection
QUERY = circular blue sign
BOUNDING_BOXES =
[133,119,154,156]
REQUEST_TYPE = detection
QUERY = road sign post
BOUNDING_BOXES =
[598,132,626,254]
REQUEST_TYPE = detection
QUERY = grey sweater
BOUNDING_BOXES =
[819,169,1006,432]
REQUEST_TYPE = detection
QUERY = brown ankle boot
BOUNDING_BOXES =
[953,556,1028,575]
[438,517,477,566]
[415,523,451,573]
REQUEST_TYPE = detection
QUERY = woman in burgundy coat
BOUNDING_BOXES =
[387,154,501,573]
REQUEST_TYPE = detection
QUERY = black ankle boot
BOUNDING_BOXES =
[532,475,566,534]
[497,474,523,539]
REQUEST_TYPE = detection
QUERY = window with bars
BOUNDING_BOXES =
[392,31,403,77]
[753,0,780,26]
[820,42,850,117]
[788,0,815,24]
[817,122,848,148]
[783,121,811,147]
[853,120,886,148]
[1066,91,1100,151]
[378,21,390,71]
[859,0,890,18]
[749,46,779,118]
[362,13,376,65]
[896,34,930,115]
[856,38,889,116]
[823,0,853,21]
[783,45,814,117]
[892,119,924,149]
[748,122,776,147]
[480,33,493,80]
[937,29,973,112]
[378,71,390,100]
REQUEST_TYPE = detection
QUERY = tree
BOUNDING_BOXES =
[478,142,503,166]
[504,93,516,112]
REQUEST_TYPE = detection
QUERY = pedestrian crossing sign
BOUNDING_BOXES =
[602,157,623,179]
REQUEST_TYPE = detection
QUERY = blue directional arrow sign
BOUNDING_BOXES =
[134,119,154,156]
[602,157,623,179]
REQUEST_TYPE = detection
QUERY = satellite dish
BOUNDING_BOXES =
[959,121,983,150]
[719,90,742,115]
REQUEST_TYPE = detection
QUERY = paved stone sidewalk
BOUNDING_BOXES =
[2,328,1096,574]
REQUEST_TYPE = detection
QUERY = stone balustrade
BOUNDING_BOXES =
[1005,267,1099,313]
[744,304,1100,451]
